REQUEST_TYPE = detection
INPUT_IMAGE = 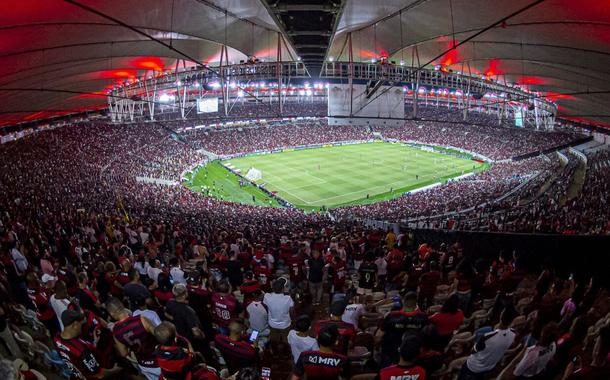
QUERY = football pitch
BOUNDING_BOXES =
[215,142,486,210]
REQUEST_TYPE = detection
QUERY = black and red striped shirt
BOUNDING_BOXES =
[112,316,157,367]
[54,334,101,380]
[293,350,349,380]
[313,320,356,355]
[214,335,258,370]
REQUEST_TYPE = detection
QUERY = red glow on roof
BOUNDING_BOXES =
[518,76,546,85]
[436,38,460,67]
[130,57,165,72]
[360,50,378,59]
[484,59,502,77]
[98,70,137,80]
[545,92,574,100]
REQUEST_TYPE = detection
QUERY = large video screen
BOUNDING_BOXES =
[197,98,219,113]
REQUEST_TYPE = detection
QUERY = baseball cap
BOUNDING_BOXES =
[41,274,57,284]
[61,309,84,327]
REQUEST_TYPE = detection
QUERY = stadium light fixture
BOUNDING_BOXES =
[210,82,221,89]
[329,57,334,62]
[306,90,313,96]
[193,82,200,88]
[229,82,237,89]
[298,90,305,96]
[176,81,182,86]
[159,94,170,102]
[371,59,377,63]
[400,60,405,66]
[238,90,244,97]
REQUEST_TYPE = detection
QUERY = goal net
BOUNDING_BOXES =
[245,167,262,181]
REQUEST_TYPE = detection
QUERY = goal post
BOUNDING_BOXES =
[245,167,262,181]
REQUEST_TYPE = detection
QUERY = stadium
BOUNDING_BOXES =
[0,1,609,380]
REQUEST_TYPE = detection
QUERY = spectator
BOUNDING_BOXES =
[211,281,242,335]
[341,294,365,329]
[169,258,186,285]
[133,296,162,327]
[154,321,219,380]
[54,309,121,379]
[307,250,325,306]
[214,320,259,373]
[313,302,356,355]
[514,322,558,378]
[263,279,294,347]
[106,297,160,380]
[292,325,349,380]
[459,307,516,380]
[123,269,151,310]
[430,294,465,348]
[246,291,270,349]
[165,284,205,343]
[377,334,426,380]
[50,280,71,331]
[358,252,377,295]
[288,316,319,364]
[561,325,610,379]
[380,291,428,366]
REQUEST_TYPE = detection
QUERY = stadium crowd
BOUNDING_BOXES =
[0,110,608,380]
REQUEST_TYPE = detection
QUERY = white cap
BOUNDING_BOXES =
[41,274,57,284]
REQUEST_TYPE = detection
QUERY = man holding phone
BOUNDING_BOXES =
[214,320,259,374]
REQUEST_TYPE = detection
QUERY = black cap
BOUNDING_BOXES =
[61,309,84,327]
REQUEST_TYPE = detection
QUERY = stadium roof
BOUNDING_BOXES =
[1,0,609,128]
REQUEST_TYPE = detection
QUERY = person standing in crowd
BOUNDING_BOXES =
[292,325,349,380]
[54,309,121,379]
[165,284,205,345]
[132,296,162,327]
[288,316,319,364]
[263,279,294,348]
[26,272,59,334]
[106,297,160,380]
[314,302,356,356]
[358,252,377,295]
[50,280,72,331]
[247,291,270,350]
[379,291,428,367]
[377,335,426,380]
[418,261,441,309]
[211,281,242,336]
[459,308,516,380]
[169,258,186,285]
[75,272,102,317]
[307,250,325,306]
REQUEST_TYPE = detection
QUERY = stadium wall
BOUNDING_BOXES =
[410,229,610,280]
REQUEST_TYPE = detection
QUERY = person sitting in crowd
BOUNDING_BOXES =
[313,302,356,356]
[377,334,426,380]
[214,319,259,373]
[288,315,319,364]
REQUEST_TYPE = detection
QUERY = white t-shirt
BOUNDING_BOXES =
[342,304,364,327]
[148,267,163,283]
[50,296,71,331]
[247,301,269,332]
[374,258,387,276]
[287,330,319,363]
[513,342,556,377]
[263,292,294,329]
[467,328,516,373]
[170,267,186,284]
[133,309,162,327]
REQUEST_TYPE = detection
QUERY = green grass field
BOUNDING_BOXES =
[185,161,282,207]
[198,142,485,210]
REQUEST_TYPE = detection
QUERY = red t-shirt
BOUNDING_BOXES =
[211,292,242,327]
[282,254,305,283]
[379,364,426,380]
[429,310,464,336]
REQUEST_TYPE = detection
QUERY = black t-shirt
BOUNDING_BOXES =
[294,350,349,380]
[165,300,201,341]
[381,310,428,360]
[225,260,243,286]
[308,257,325,283]
[358,262,377,289]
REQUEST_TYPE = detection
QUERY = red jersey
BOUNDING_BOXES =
[112,316,157,367]
[329,260,346,289]
[57,268,79,296]
[253,265,271,290]
[313,320,356,355]
[211,292,242,327]
[156,337,220,380]
[283,253,305,282]
[239,279,261,307]
[54,335,102,380]
[117,271,130,286]
[27,286,55,321]
[379,364,426,380]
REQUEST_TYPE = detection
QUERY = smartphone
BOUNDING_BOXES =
[248,330,259,342]
[261,367,271,380]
